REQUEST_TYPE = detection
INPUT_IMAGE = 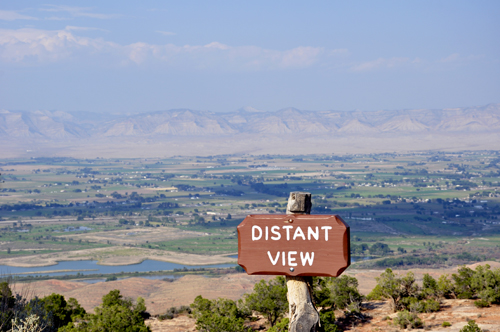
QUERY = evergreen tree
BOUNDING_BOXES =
[244,276,288,327]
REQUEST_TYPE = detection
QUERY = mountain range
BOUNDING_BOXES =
[1,104,499,158]
[1,104,499,139]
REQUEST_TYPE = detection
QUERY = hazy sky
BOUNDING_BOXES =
[0,1,499,113]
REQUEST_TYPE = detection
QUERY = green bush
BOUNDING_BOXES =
[408,299,440,313]
[436,274,454,299]
[318,310,340,332]
[59,289,150,332]
[452,264,500,302]
[474,299,489,308]
[442,321,451,327]
[460,320,482,332]
[158,305,191,320]
[369,269,419,312]
[328,275,363,310]
[268,318,289,332]
[393,310,423,329]
[244,276,288,327]
[191,296,249,332]
[421,273,438,298]
[39,293,86,329]
[312,277,334,308]
[453,266,475,299]
[1,281,86,332]
[366,284,384,301]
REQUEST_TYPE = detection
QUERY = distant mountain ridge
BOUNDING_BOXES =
[1,104,499,140]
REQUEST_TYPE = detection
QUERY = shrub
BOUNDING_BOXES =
[453,266,475,299]
[460,320,482,332]
[437,274,454,299]
[191,296,249,332]
[244,276,288,327]
[39,293,86,329]
[450,264,500,303]
[318,310,340,332]
[158,305,192,321]
[474,299,489,308]
[366,284,384,301]
[421,274,438,298]
[1,281,82,332]
[158,312,174,321]
[268,318,289,332]
[9,314,43,332]
[408,299,440,313]
[328,275,363,310]
[370,269,419,312]
[59,289,150,332]
[442,321,451,327]
[393,310,423,329]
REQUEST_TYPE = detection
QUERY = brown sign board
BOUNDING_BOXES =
[237,214,350,277]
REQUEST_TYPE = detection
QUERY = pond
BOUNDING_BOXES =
[0,259,236,277]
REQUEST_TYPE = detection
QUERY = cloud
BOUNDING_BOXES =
[65,26,108,32]
[0,27,324,71]
[329,48,349,56]
[40,5,120,19]
[0,28,116,63]
[156,31,176,36]
[440,53,460,63]
[351,57,413,72]
[45,16,72,21]
[0,10,37,21]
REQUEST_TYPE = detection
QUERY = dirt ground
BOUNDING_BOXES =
[56,227,204,246]
[11,262,500,331]
[144,299,500,332]
[13,274,273,315]
[0,246,236,267]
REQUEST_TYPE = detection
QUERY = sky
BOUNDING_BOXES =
[0,1,499,114]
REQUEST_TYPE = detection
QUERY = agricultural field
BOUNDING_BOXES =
[1,151,500,275]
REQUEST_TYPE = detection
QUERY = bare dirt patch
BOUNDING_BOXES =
[57,227,204,246]
[14,274,273,315]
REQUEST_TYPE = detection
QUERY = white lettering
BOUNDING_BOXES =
[321,226,332,241]
[267,251,280,265]
[300,252,315,266]
[288,251,297,266]
[307,226,319,240]
[282,251,286,266]
[283,226,293,240]
[271,226,281,240]
[293,226,306,240]
[252,226,262,241]
[265,226,268,240]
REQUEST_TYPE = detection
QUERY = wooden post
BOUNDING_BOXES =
[286,192,319,332]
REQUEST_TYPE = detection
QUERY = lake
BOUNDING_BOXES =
[229,254,373,262]
[0,259,236,277]
[0,255,373,278]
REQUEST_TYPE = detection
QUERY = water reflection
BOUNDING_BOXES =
[0,259,236,277]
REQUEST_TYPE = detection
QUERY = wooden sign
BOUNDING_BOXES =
[237,214,350,277]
